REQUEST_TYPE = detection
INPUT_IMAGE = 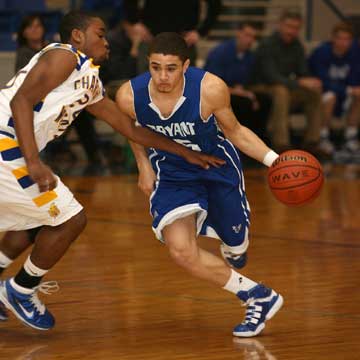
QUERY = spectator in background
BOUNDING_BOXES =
[99,20,143,169]
[100,20,142,96]
[309,22,360,159]
[204,22,271,143]
[249,11,323,155]
[15,14,48,72]
[123,0,222,72]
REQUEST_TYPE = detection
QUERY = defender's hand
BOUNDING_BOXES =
[184,150,226,169]
[27,160,57,192]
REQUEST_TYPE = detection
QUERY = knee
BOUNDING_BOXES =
[70,209,87,236]
[271,85,290,101]
[306,88,322,103]
[27,226,43,243]
[352,92,360,103]
[323,92,337,106]
[168,243,197,269]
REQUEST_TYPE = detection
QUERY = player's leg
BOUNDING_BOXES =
[0,228,40,274]
[0,210,86,330]
[163,214,232,285]
[202,142,283,337]
[163,214,282,337]
[0,156,86,330]
[0,230,36,321]
[0,232,30,273]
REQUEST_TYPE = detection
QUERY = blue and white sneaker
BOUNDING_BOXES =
[220,244,247,269]
[233,284,283,337]
[0,279,59,330]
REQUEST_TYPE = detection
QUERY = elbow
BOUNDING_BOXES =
[9,94,19,112]
[10,92,29,113]
[224,122,243,140]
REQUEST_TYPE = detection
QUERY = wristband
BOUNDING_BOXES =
[263,150,279,167]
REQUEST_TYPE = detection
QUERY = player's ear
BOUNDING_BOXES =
[183,58,190,73]
[71,28,85,46]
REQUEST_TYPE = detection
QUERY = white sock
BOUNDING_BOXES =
[23,256,48,277]
[11,256,49,294]
[0,251,13,268]
[345,126,358,140]
[222,269,258,295]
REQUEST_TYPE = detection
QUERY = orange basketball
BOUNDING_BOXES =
[267,150,324,206]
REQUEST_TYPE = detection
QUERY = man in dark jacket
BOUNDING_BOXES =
[204,22,271,143]
[123,0,222,72]
[249,10,323,154]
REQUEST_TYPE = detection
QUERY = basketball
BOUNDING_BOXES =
[267,150,324,206]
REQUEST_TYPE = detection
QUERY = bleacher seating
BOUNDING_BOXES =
[0,0,63,51]
[6,0,47,11]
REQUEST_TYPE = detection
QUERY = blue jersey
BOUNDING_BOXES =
[130,67,250,252]
[204,39,254,87]
[308,41,360,98]
[130,67,222,166]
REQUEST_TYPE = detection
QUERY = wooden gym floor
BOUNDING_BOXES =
[1,165,359,360]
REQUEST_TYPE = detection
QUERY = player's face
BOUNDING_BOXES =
[149,54,189,93]
[82,18,110,64]
[332,31,353,56]
[279,18,302,44]
[236,26,257,51]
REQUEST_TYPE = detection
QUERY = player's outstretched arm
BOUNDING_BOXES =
[87,85,225,170]
[202,72,278,166]
[10,49,78,191]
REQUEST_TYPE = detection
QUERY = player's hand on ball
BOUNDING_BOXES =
[27,160,57,192]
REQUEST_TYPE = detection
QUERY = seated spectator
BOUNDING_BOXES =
[100,20,141,97]
[204,22,271,143]
[123,0,221,72]
[15,14,48,72]
[309,22,360,159]
[99,20,143,169]
[249,10,324,156]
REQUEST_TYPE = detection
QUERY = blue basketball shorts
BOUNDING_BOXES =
[149,140,251,254]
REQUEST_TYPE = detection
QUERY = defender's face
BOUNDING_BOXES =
[149,54,189,93]
[279,18,302,44]
[332,31,353,56]
[83,18,109,64]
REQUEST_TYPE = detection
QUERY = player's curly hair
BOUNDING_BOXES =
[59,11,95,43]
[148,32,190,63]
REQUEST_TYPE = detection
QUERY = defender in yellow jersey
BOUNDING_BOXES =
[0,11,224,330]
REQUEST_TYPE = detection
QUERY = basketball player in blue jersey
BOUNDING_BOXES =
[116,32,284,337]
[0,13,224,330]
